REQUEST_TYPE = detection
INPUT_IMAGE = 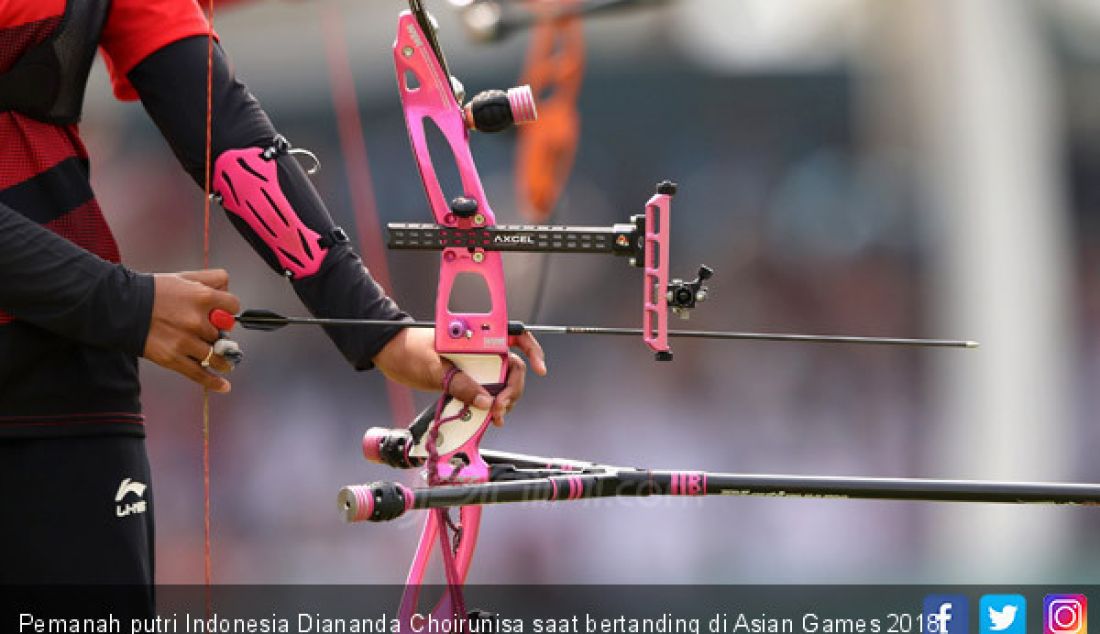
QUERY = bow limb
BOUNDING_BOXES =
[399,506,482,631]
[200,0,217,596]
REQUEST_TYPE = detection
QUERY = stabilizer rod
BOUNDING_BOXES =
[339,465,1100,523]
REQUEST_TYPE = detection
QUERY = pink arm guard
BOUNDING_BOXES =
[212,147,325,279]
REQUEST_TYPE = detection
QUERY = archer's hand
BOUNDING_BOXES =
[143,269,242,393]
[373,327,548,426]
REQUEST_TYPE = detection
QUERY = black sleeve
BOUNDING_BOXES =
[0,201,153,355]
[126,36,409,370]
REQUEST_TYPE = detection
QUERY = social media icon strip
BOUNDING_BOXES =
[1045,595,1088,634]
[926,595,971,634]
[980,595,1027,634]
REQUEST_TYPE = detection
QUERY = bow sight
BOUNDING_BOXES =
[388,178,714,361]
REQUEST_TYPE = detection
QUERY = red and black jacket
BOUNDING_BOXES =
[0,0,406,438]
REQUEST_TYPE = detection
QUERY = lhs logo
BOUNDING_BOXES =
[981,595,1026,634]
[925,595,970,634]
[115,478,147,517]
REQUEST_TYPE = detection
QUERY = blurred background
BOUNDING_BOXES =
[81,0,1100,583]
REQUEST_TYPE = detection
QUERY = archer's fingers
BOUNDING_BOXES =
[205,352,235,374]
[177,270,240,329]
[191,288,240,342]
[205,288,241,321]
[491,353,527,427]
[213,338,243,370]
[512,332,547,376]
[443,364,494,413]
[180,268,230,291]
[169,357,231,393]
[180,337,236,375]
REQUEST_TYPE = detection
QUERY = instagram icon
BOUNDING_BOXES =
[1045,595,1088,634]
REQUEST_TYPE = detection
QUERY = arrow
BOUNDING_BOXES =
[209,309,979,349]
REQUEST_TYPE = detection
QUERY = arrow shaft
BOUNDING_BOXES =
[523,325,978,349]
[244,315,437,329]
[230,312,977,349]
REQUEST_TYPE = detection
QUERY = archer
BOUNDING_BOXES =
[0,0,546,609]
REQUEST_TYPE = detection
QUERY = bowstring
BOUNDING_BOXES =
[202,0,216,605]
[318,4,416,428]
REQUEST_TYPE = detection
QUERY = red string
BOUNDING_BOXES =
[318,5,416,429]
[201,0,216,610]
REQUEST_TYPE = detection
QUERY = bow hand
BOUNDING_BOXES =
[373,325,546,426]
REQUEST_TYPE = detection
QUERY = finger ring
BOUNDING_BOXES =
[200,346,216,368]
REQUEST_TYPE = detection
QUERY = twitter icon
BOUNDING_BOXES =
[981,595,1027,634]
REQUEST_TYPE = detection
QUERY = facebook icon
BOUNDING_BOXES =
[925,595,971,634]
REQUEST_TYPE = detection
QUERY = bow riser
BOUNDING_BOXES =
[394,8,509,624]
[395,10,508,470]
[396,11,510,356]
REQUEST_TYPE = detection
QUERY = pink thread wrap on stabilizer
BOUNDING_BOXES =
[213,147,326,279]
[507,86,538,125]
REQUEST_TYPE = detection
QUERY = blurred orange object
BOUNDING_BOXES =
[515,0,585,223]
